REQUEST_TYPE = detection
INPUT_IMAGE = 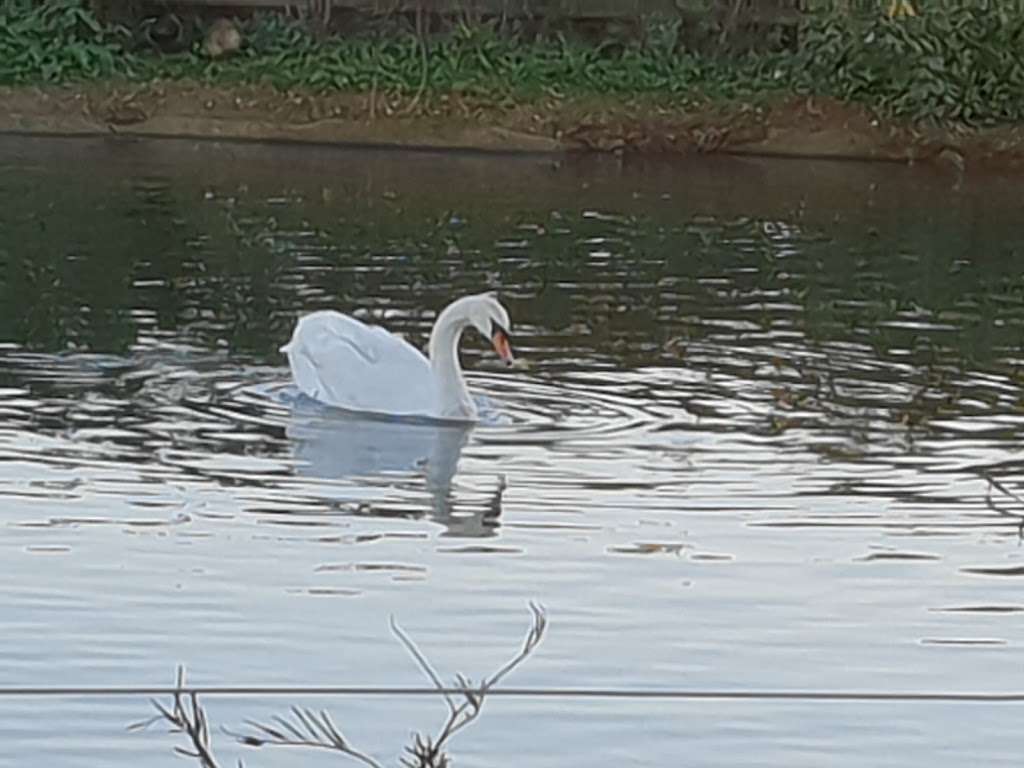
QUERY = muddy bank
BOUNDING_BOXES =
[3,81,1024,171]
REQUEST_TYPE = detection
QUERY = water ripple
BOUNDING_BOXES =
[4,138,1024,768]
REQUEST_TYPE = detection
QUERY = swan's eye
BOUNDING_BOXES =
[490,320,510,340]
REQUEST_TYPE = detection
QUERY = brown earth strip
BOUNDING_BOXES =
[3,81,1023,173]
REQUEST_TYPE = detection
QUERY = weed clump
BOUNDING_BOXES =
[2,0,1022,127]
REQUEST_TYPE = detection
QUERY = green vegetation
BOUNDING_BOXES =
[2,0,1023,126]
[799,2,1024,125]
[0,0,124,81]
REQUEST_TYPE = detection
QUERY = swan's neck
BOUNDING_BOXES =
[428,305,476,420]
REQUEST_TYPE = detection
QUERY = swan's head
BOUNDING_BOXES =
[467,293,514,366]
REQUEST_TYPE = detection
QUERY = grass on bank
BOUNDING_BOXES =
[1,0,1023,126]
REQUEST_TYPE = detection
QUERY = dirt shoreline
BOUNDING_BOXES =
[4,81,1024,171]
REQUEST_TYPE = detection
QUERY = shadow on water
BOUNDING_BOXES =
[286,396,503,538]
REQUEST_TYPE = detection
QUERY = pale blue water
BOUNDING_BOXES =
[1,136,1024,767]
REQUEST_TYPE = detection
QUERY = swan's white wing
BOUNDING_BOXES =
[281,310,436,416]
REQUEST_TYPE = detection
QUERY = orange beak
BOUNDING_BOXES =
[491,327,514,366]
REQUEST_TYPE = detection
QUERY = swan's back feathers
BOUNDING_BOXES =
[281,310,436,417]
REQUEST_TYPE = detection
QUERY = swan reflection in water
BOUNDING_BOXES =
[285,397,504,538]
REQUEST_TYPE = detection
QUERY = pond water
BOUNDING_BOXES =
[1,135,1024,767]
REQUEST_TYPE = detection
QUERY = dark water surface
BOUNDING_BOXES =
[1,136,1024,767]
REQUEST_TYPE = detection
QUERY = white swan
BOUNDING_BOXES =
[280,292,514,422]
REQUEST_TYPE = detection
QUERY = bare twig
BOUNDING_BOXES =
[718,0,746,47]
[140,605,547,768]
[228,706,384,768]
[369,73,378,121]
[394,602,548,767]
[129,667,226,768]
[984,473,1024,508]
[485,601,548,689]
[389,614,459,716]
[982,473,1024,540]
[400,0,430,115]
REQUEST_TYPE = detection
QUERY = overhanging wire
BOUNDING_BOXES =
[0,686,1021,703]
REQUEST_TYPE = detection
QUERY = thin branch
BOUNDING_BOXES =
[148,605,548,768]
[228,706,384,768]
[133,666,225,768]
[400,0,430,115]
[982,473,1024,540]
[402,603,548,762]
[984,472,1024,509]
[484,601,548,690]
[390,614,459,715]
[718,0,746,46]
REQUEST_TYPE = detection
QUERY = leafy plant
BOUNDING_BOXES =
[2,0,1023,126]
[0,0,128,83]
[792,0,1024,124]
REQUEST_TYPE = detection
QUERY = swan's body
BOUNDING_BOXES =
[281,293,513,422]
